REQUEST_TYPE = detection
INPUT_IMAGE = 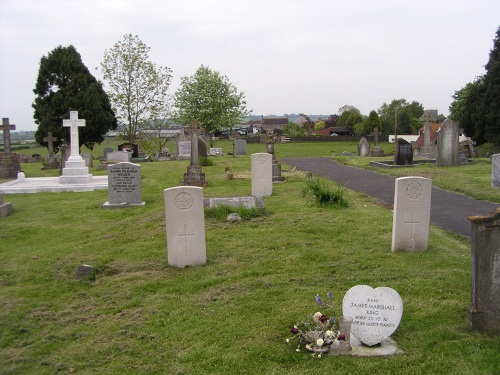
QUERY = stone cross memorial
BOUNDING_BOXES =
[343,285,403,347]
[43,132,60,169]
[59,111,92,184]
[392,176,432,252]
[251,153,272,197]
[103,162,145,208]
[492,153,500,188]
[1,118,15,156]
[0,118,21,178]
[164,186,206,268]
[467,208,500,335]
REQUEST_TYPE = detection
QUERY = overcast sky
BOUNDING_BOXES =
[1,0,498,131]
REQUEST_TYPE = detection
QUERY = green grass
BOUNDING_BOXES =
[0,139,499,374]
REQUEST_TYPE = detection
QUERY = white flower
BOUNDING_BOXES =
[313,312,322,323]
[316,338,324,347]
[286,339,290,343]
[325,330,334,337]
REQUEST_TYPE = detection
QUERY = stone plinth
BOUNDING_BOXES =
[181,165,207,187]
[467,208,500,335]
[59,156,92,184]
[42,156,60,170]
[0,153,21,178]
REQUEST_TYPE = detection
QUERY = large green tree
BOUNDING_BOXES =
[451,26,500,146]
[173,65,249,142]
[101,34,173,142]
[377,99,424,135]
[33,45,117,152]
[337,105,363,131]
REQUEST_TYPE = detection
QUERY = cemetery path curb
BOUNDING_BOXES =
[281,157,499,240]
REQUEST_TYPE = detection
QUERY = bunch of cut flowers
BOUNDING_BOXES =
[286,292,346,357]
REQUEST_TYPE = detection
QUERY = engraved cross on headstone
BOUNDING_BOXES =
[177,224,195,252]
[43,132,57,158]
[1,118,16,156]
[405,213,420,240]
[63,111,85,159]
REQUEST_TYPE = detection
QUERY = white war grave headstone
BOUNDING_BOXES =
[103,162,145,208]
[251,153,272,197]
[392,176,432,252]
[343,285,403,347]
[59,111,92,184]
[492,153,500,188]
[164,186,206,268]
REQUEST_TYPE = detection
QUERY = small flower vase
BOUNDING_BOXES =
[338,316,353,351]
[328,316,353,354]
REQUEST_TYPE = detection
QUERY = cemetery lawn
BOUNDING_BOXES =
[0,139,499,374]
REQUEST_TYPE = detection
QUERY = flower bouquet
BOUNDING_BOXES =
[286,293,352,357]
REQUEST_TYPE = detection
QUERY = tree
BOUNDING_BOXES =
[314,121,326,131]
[449,26,500,146]
[337,106,363,130]
[377,99,424,135]
[33,45,117,152]
[173,65,249,144]
[101,34,172,142]
[363,110,381,135]
[283,122,305,137]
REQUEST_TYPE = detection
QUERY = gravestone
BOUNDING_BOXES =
[392,176,432,252]
[106,151,131,163]
[59,111,92,184]
[42,132,60,169]
[467,208,500,335]
[251,153,272,197]
[198,137,208,159]
[164,186,206,268]
[419,111,436,159]
[118,143,139,158]
[209,148,223,156]
[369,128,385,157]
[233,139,247,156]
[204,196,265,209]
[0,118,21,178]
[103,162,145,208]
[395,139,413,165]
[343,285,403,347]
[103,147,113,159]
[82,152,93,167]
[357,137,370,156]
[176,130,191,160]
[491,153,500,188]
[0,192,13,218]
[180,121,208,187]
[437,119,459,167]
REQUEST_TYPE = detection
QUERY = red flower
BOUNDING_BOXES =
[338,334,346,341]
[290,327,299,334]
[319,314,328,323]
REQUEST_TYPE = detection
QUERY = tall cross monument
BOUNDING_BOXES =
[0,118,21,178]
[1,118,16,156]
[59,111,92,184]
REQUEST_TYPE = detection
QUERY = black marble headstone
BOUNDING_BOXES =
[395,139,413,165]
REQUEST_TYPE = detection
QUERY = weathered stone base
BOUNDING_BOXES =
[0,153,21,178]
[369,147,385,157]
[59,156,92,184]
[272,161,285,182]
[42,157,60,170]
[181,165,208,187]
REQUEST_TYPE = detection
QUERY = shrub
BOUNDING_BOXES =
[302,177,349,208]
[199,157,214,166]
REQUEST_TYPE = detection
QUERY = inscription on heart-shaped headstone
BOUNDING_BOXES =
[342,285,403,346]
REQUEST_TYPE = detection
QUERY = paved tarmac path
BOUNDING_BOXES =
[281,157,499,239]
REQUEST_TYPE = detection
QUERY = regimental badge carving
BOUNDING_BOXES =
[175,192,193,209]
[257,155,267,165]
[406,182,423,199]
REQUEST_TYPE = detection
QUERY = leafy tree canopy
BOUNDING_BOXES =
[101,34,172,142]
[337,106,363,130]
[33,45,117,152]
[450,26,500,146]
[377,99,424,135]
[172,65,249,141]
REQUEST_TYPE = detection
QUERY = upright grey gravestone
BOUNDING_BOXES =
[437,119,459,167]
[103,162,145,208]
[164,186,206,268]
[492,153,500,188]
[392,176,432,252]
[234,139,247,156]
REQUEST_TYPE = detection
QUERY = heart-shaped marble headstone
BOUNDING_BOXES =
[342,285,403,346]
